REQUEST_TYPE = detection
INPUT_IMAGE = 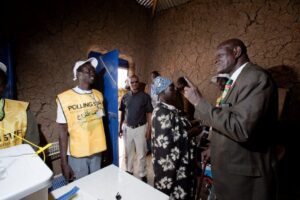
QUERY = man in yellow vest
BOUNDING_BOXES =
[0,62,39,149]
[56,57,107,182]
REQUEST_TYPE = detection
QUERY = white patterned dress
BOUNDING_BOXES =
[152,102,196,200]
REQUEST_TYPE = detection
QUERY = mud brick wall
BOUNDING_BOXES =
[12,0,149,174]
[11,0,299,176]
[14,0,300,144]
[14,0,150,141]
[147,0,300,103]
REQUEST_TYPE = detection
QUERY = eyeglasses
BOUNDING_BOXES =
[130,81,139,84]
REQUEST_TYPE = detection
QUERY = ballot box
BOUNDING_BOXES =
[0,144,53,200]
[51,164,169,200]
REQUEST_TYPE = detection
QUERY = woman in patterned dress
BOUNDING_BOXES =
[151,76,197,200]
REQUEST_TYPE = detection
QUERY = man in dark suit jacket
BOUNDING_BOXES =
[184,38,278,200]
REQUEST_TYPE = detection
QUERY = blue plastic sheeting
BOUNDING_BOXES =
[56,186,79,200]
[48,174,67,192]
[204,164,212,178]
[89,50,119,166]
[0,42,16,99]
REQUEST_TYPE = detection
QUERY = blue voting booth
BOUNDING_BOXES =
[89,50,128,167]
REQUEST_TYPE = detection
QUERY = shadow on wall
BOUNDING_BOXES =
[268,65,300,200]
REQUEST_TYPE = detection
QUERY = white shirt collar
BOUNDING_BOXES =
[230,62,248,85]
[73,86,92,94]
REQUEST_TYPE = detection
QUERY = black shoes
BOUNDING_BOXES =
[126,171,147,183]
[126,171,133,175]
[141,176,147,183]
[146,150,151,156]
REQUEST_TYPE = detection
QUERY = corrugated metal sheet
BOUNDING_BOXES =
[136,0,153,8]
[136,0,191,12]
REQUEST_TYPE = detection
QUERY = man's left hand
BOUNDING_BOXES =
[187,126,202,137]
[145,129,151,140]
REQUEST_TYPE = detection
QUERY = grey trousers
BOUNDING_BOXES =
[68,153,102,180]
[124,124,147,177]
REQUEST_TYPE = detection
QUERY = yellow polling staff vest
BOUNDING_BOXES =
[0,99,28,149]
[57,89,107,157]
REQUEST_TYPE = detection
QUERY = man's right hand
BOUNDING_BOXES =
[61,162,75,182]
[183,77,203,106]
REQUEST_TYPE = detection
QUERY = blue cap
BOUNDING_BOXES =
[153,76,172,95]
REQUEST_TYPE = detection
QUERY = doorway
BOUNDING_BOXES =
[118,67,129,170]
